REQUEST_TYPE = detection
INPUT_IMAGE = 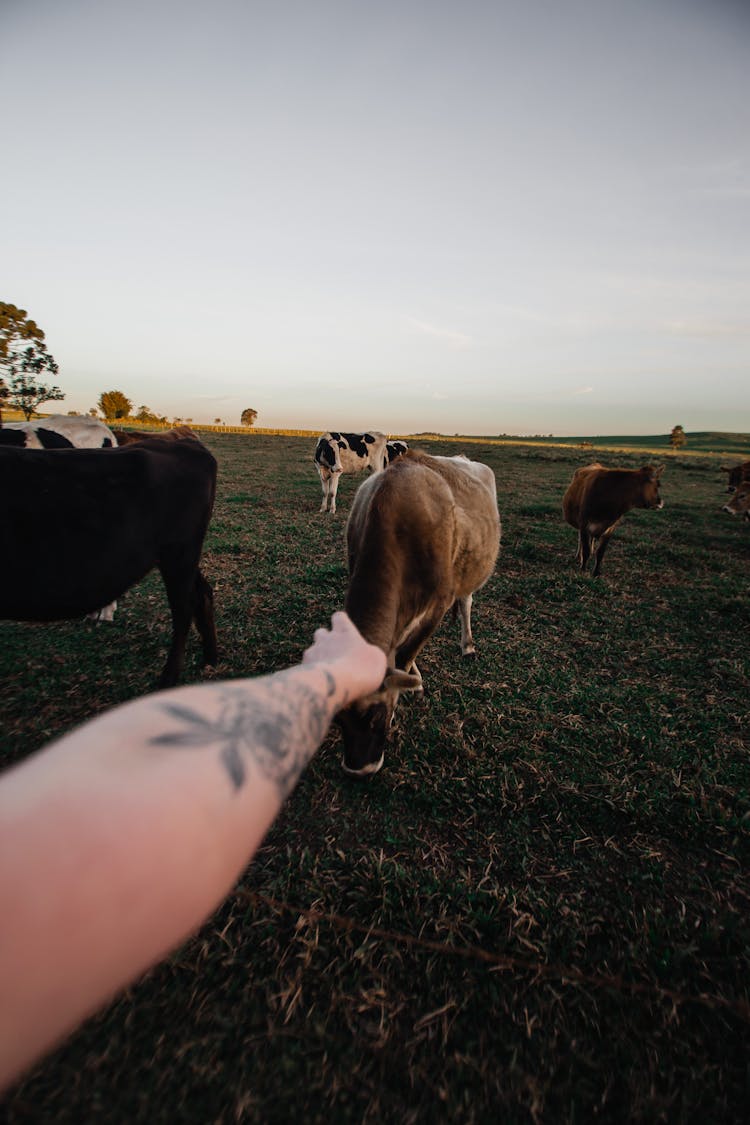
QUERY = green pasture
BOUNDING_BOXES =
[1,434,748,1123]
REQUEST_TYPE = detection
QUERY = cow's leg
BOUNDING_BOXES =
[157,556,199,688]
[192,568,218,667]
[579,529,592,572]
[592,532,614,577]
[575,530,585,566]
[456,594,477,656]
[328,472,341,515]
[395,603,450,694]
[319,474,330,512]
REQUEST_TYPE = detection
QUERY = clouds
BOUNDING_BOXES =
[404,317,473,350]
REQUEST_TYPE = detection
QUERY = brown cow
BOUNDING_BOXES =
[723,481,750,521]
[336,451,500,777]
[720,460,750,493]
[562,462,664,577]
[112,426,198,445]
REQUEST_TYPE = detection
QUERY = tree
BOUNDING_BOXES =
[0,302,64,421]
[134,405,161,424]
[669,425,687,450]
[241,408,258,427]
[98,390,133,421]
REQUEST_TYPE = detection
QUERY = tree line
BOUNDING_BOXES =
[0,302,257,427]
[1,301,689,443]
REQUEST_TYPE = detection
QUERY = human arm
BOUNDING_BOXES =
[0,612,385,1091]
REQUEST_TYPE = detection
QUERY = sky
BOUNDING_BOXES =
[1,0,749,436]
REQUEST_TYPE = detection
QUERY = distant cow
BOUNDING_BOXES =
[313,430,388,514]
[384,439,409,466]
[0,414,115,449]
[720,460,750,493]
[336,451,500,777]
[723,481,750,521]
[0,433,218,688]
[111,426,198,446]
[563,462,664,577]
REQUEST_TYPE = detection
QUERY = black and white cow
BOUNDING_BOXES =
[313,430,388,514]
[0,414,116,449]
[384,439,408,466]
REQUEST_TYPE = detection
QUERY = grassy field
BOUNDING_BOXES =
[1,433,749,1123]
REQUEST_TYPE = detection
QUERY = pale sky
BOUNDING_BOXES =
[2,0,749,435]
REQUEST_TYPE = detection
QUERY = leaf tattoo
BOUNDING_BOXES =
[151,671,337,798]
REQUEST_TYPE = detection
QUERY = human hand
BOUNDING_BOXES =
[302,612,386,706]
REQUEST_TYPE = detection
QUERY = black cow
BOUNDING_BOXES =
[0,433,218,687]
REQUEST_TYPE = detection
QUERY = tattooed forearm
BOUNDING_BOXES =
[151,670,337,798]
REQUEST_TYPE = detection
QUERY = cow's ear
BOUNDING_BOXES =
[653,464,665,479]
[383,669,422,692]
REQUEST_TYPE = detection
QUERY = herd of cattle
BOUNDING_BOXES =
[1,417,748,775]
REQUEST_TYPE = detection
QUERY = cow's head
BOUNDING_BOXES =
[336,667,422,777]
[720,465,747,493]
[723,482,750,520]
[314,434,343,474]
[384,440,408,467]
[638,465,664,509]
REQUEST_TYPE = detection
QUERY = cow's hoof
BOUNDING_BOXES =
[462,647,477,659]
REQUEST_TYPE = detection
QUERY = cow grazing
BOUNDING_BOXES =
[0,414,115,449]
[0,433,218,688]
[723,482,750,521]
[562,462,664,577]
[720,460,750,493]
[384,439,409,466]
[313,430,388,514]
[336,451,500,777]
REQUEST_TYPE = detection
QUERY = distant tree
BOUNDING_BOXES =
[241,408,258,427]
[669,425,687,450]
[214,417,222,425]
[135,405,161,424]
[98,390,132,421]
[0,302,63,421]
[88,407,100,417]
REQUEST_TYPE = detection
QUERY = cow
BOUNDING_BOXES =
[384,439,409,466]
[723,481,750,521]
[0,414,115,449]
[336,450,500,777]
[111,426,198,446]
[562,462,664,577]
[313,430,388,514]
[720,460,750,493]
[1,415,119,621]
[0,433,218,688]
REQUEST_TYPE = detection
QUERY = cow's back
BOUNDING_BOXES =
[5,414,116,449]
[347,451,499,608]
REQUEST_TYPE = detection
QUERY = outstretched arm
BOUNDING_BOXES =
[0,612,385,1092]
